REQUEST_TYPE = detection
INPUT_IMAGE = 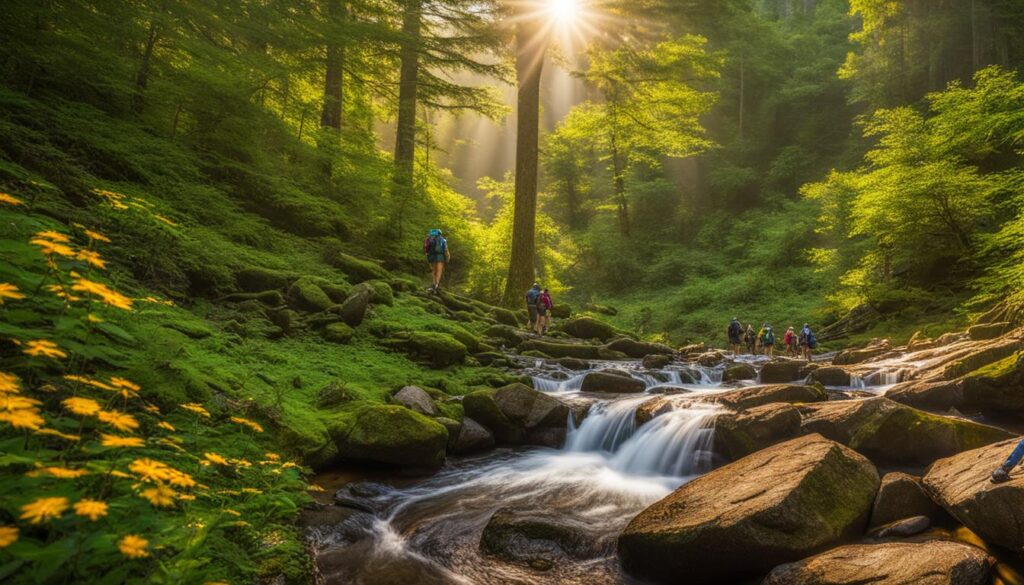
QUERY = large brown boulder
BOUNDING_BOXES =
[711,384,827,410]
[713,403,802,461]
[617,434,879,584]
[450,417,495,453]
[480,508,597,568]
[760,359,808,383]
[886,379,964,411]
[922,438,1024,551]
[634,396,673,426]
[462,384,569,447]
[579,370,646,394]
[959,352,1024,413]
[968,322,1012,341]
[833,340,893,365]
[941,337,1022,380]
[761,541,991,585]
[869,472,945,528]
[722,362,757,382]
[799,397,1012,466]
[809,366,852,387]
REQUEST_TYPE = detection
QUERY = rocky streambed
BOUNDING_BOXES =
[303,321,1024,585]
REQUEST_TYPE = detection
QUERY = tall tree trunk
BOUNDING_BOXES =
[610,127,630,237]
[565,174,579,228]
[501,16,545,306]
[320,0,345,132]
[390,0,422,236]
[132,20,159,115]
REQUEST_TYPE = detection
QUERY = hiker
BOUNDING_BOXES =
[756,323,767,355]
[784,326,797,357]
[990,439,1024,483]
[727,317,743,354]
[537,288,553,334]
[799,323,817,362]
[744,324,757,355]
[525,284,542,334]
[423,229,450,294]
[761,324,775,357]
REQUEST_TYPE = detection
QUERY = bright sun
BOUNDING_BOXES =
[548,0,579,25]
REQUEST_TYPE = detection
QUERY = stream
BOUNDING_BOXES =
[307,355,894,585]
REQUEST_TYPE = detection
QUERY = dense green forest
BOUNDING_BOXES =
[1,0,1024,582]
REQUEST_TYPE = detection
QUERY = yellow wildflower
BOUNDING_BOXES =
[0,193,23,206]
[87,313,103,323]
[110,470,132,479]
[97,410,139,432]
[229,416,264,433]
[63,374,114,391]
[34,428,80,441]
[27,467,89,479]
[231,459,252,468]
[177,493,196,501]
[203,452,229,466]
[308,484,325,492]
[0,372,20,394]
[0,409,45,430]
[83,229,111,243]
[118,534,149,558]
[143,404,160,414]
[140,484,176,507]
[30,238,76,257]
[20,497,69,524]
[129,458,196,488]
[0,394,40,411]
[264,452,280,461]
[181,403,210,417]
[109,377,140,392]
[63,397,101,416]
[76,249,106,269]
[74,499,108,521]
[156,421,175,431]
[23,339,67,359]
[0,283,25,304]
[70,278,133,310]
[0,526,17,548]
[35,230,70,243]
[45,284,80,302]
[100,434,145,448]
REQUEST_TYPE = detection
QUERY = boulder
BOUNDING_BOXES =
[235,267,296,292]
[328,403,448,470]
[942,338,1022,379]
[696,351,725,367]
[220,289,285,306]
[968,322,1011,341]
[287,277,334,312]
[481,508,596,569]
[338,287,372,327]
[618,434,879,584]
[484,324,528,348]
[550,304,571,319]
[554,357,590,371]
[713,403,802,461]
[518,339,603,360]
[959,352,1024,414]
[722,363,757,383]
[642,354,672,369]
[392,385,439,416]
[922,438,1024,551]
[833,340,893,365]
[886,379,964,411]
[491,307,519,327]
[799,397,1012,466]
[323,322,354,344]
[364,280,394,306]
[868,515,931,539]
[761,541,991,585]
[462,384,568,446]
[869,472,945,528]
[634,397,673,426]
[605,338,675,359]
[450,417,495,453]
[560,317,619,341]
[316,381,357,408]
[580,370,646,394]
[385,332,467,368]
[711,384,827,410]
[809,366,852,387]
[760,359,808,384]
[584,303,617,316]
[328,252,390,283]
[678,343,706,356]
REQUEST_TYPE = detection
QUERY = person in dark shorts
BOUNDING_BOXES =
[727,317,742,354]
[537,288,553,334]
[744,324,756,354]
[423,229,450,294]
[525,284,541,333]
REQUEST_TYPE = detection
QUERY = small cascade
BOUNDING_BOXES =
[531,372,587,393]
[851,368,903,390]
[565,397,645,452]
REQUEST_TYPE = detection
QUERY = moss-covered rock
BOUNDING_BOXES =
[328,402,448,470]
[365,280,395,306]
[561,317,619,341]
[323,322,354,344]
[518,339,603,359]
[220,289,285,306]
[520,350,552,359]
[315,381,357,408]
[267,307,300,333]
[604,338,675,359]
[328,252,390,283]
[713,403,801,460]
[337,286,372,327]
[287,277,334,312]
[491,307,519,327]
[484,324,527,348]
[235,267,297,292]
[384,332,467,368]
[722,363,757,383]
[463,384,568,446]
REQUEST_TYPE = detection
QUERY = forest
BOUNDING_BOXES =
[2,0,1024,583]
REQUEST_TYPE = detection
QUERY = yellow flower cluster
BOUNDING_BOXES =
[71,277,134,310]
[229,416,264,433]
[23,339,67,359]
[0,282,25,304]
[0,192,24,206]
[181,403,211,417]
[0,371,46,430]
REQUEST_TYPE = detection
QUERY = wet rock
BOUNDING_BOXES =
[316,539,458,585]
[328,403,449,470]
[799,397,1012,466]
[867,515,931,538]
[635,397,673,426]
[886,379,964,411]
[450,417,494,453]
[560,317,619,341]
[474,351,506,366]
[760,359,808,383]
[870,472,945,528]
[297,501,369,530]
[287,277,335,312]
[959,352,1024,414]
[481,508,596,566]
[518,339,603,360]
[483,324,528,348]
[555,357,590,370]
[642,354,672,369]
[462,383,568,447]
[936,331,970,346]
[713,403,801,460]
[722,363,757,382]
[597,347,629,360]
[605,338,675,359]
[968,321,1012,341]
[323,322,354,344]
[833,340,893,365]
[580,370,646,394]
[809,366,852,387]
[942,337,1022,379]
[922,438,1024,551]
[392,385,439,416]
[711,384,827,410]
[761,541,991,585]
[618,434,879,585]
[678,342,705,356]
[696,351,725,367]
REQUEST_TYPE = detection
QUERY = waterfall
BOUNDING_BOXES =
[531,372,588,393]
[564,397,644,452]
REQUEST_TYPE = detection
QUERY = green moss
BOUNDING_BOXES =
[287,277,334,312]
[328,402,448,469]
[329,252,390,282]
[968,351,1021,379]
[323,322,354,344]
[463,389,518,442]
[235,267,297,292]
[366,280,395,306]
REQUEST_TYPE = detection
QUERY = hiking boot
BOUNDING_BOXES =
[991,468,1011,484]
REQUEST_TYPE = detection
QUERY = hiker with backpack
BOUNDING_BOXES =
[423,229,450,294]
[744,324,757,355]
[784,326,797,357]
[756,323,767,355]
[525,284,542,334]
[799,323,817,361]
[537,288,553,334]
[727,317,743,354]
[761,324,776,357]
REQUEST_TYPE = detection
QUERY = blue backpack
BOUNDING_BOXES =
[806,331,817,348]
[764,329,775,345]
[525,289,540,304]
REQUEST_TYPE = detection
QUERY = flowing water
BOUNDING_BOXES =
[308,355,872,584]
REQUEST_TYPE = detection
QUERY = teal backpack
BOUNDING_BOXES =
[764,328,775,345]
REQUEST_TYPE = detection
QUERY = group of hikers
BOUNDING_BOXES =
[728,317,817,361]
